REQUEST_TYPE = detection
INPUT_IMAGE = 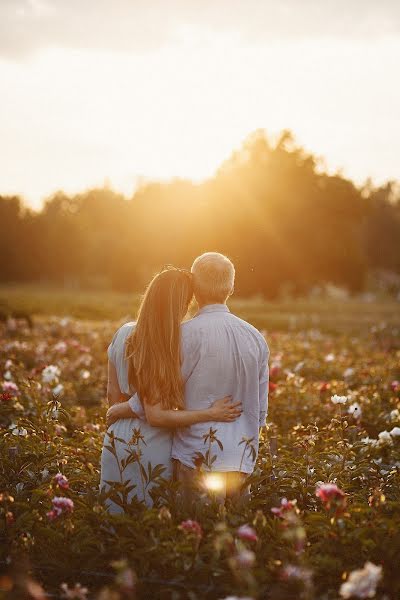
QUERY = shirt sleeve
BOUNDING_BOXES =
[128,392,146,419]
[258,338,270,427]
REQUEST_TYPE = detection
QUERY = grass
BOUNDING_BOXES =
[1,283,399,333]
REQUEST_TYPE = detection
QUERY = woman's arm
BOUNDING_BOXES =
[106,360,138,425]
[144,396,241,428]
[107,360,123,407]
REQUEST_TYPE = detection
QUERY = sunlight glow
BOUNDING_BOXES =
[203,473,225,492]
[1,21,399,207]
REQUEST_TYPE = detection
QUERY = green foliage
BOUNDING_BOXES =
[1,132,400,297]
[0,311,399,599]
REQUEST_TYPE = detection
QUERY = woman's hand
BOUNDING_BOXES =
[209,396,242,422]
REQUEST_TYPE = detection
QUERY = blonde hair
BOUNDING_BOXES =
[125,267,193,410]
[191,252,235,304]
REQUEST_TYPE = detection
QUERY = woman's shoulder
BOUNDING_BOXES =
[115,321,136,340]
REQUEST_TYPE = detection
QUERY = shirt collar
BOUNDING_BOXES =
[196,303,230,316]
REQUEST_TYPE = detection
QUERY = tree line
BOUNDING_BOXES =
[1,130,399,298]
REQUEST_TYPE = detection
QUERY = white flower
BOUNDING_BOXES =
[389,426,400,438]
[343,367,355,379]
[331,395,348,405]
[339,561,382,599]
[325,353,335,362]
[378,430,393,446]
[361,437,378,447]
[52,384,64,397]
[12,427,28,437]
[42,365,61,384]
[348,403,362,418]
[80,369,90,380]
[3,370,12,381]
[390,409,400,422]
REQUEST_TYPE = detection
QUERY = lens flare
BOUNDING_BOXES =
[204,473,224,492]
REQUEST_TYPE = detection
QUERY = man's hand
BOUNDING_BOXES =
[106,403,123,427]
[106,400,137,427]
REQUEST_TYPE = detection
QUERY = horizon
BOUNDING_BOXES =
[1,0,400,209]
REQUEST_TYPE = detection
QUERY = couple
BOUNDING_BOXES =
[100,252,269,512]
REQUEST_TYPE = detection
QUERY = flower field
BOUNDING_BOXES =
[1,308,400,600]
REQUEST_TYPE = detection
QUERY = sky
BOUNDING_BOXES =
[1,0,399,208]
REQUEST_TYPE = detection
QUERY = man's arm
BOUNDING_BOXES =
[258,340,270,427]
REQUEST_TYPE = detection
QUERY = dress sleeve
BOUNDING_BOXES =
[107,328,120,364]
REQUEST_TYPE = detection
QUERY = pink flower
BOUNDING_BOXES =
[391,380,400,393]
[2,381,19,395]
[54,473,69,490]
[316,483,346,512]
[319,381,330,393]
[179,519,202,538]
[236,524,258,542]
[270,365,280,379]
[47,496,74,520]
[271,498,298,518]
[234,549,256,568]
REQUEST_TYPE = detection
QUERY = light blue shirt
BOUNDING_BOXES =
[173,304,269,473]
[124,304,269,474]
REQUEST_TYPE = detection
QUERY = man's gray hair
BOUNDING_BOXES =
[191,252,235,303]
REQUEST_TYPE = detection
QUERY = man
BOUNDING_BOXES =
[172,252,269,499]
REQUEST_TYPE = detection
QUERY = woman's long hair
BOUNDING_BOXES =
[125,267,193,410]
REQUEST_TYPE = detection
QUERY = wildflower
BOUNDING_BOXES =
[316,483,346,512]
[1,392,13,402]
[271,498,298,518]
[55,424,67,436]
[319,381,330,393]
[281,564,312,583]
[331,395,348,404]
[5,360,13,369]
[270,365,280,379]
[53,341,67,354]
[378,430,393,446]
[390,408,400,421]
[343,367,355,379]
[269,382,278,393]
[325,353,335,362]
[2,381,19,395]
[3,370,12,381]
[233,549,256,568]
[52,384,64,397]
[42,365,61,384]
[12,426,28,437]
[339,561,382,599]
[60,582,88,600]
[47,496,74,520]
[236,524,258,542]
[54,473,69,489]
[80,370,90,380]
[348,402,362,419]
[390,426,400,437]
[391,380,399,392]
[179,519,202,538]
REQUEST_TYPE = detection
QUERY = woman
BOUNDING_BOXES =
[100,267,241,512]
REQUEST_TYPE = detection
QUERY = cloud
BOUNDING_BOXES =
[0,0,399,59]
